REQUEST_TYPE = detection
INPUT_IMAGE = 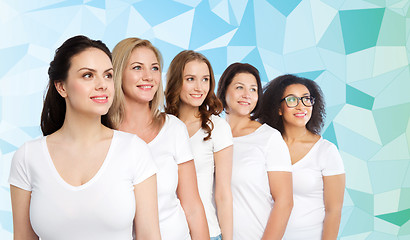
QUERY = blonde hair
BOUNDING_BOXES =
[108,37,165,128]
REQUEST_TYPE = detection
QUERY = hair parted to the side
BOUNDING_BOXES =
[40,35,112,136]
[108,37,165,129]
[256,74,326,135]
[216,62,263,120]
[165,50,222,141]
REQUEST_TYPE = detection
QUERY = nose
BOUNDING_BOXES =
[96,76,107,90]
[294,98,304,109]
[242,88,251,99]
[142,68,153,81]
[194,80,202,91]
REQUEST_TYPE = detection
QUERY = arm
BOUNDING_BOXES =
[261,171,293,240]
[322,174,345,240]
[134,174,161,240]
[10,185,38,240]
[177,160,210,240]
[214,146,233,240]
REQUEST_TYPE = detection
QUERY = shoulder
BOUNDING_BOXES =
[260,124,282,140]
[114,130,147,148]
[317,138,339,155]
[165,114,187,130]
[210,115,230,130]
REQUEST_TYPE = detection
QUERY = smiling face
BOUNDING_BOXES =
[279,83,313,129]
[179,60,210,108]
[225,72,258,117]
[55,47,114,117]
[121,47,161,104]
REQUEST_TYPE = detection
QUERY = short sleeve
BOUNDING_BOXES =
[9,143,32,191]
[320,141,345,176]
[265,129,292,172]
[172,117,194,164]
[212,116,233,153]
[131,136,158,185]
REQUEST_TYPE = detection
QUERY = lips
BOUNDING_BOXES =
[190,94,203,99]
[90,95,108,103]
[294,112,307,118]
[137,85,153,90]
[238,101,250,105]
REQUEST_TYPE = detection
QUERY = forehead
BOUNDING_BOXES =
[129,46,158,62]
[69,47,112,69]
[283,83,310,96]
[184,60,209,74]
[231,72,257,85]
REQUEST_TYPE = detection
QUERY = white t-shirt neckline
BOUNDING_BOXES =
[292,137,322,166]
[147,115,168,146]
[42,130,116,191]
[233,123,264,139]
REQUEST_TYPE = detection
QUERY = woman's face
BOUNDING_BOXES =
[179,60,210,108]
[279,84,313,129]
[225,72,258,117]
[121,47,161,104]
[56,47,114,117]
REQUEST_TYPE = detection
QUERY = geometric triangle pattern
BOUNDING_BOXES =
[0,1,409,239]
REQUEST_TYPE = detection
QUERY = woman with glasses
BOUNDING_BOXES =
[257,74,345,240]
[217,63,293,240]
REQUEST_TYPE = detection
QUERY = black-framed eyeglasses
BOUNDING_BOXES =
[281,95,315,108]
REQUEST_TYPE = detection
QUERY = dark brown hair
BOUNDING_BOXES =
[165,50,222,141]
[256,74,326,135]
[216,62,263,120]
[40,35,112,136]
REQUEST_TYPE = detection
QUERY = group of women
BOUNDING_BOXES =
[9,35,345,240]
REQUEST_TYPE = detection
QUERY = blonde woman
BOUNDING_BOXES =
[108,38,209,240]
[165,50,233,240]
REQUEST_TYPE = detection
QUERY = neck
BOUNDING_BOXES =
[226,112,253,130]
[120,97,153,133]
[282,124,310,142]
[178,103,200,124]
[58,107,106,143]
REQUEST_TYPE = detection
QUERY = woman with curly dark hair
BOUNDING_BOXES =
[257,74,345,240]
[165,50,233,240]
[217,63,293,240]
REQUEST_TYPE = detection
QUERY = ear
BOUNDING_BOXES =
[278,107,283,116]
[54,81,67,98]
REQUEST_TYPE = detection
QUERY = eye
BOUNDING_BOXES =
[133,65,141,70]
[104,72,113,79]
[186,77,194,81]
[250,88,257,92]
[236,86,243,90]
[202,77,209,82]
[286,96,297,103]
[152,66,159,71]
[83,73,93,79]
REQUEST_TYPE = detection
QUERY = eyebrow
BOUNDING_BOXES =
[234,81,257,87]
[184,74,210,77]
[78,67,113,72]
[130,61,159,66]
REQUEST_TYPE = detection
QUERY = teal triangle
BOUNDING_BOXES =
[340,8,385,54]
[295,70,325,80]
[347,189,374,214]
[318,13,346,54]
[399,188,410,211]
[132,0,192,26]
[0,44,29,78]
[341,208,374,236]
[346,84,374,110]
[0,139,17,154]
[267,0,303,17]
[86,0,105,9]
[229,0,256,46]
[376,208,410,227]
[199,47,227,74]
[241,48,268,83]
[373,103,410,145]
[189,0,236,49]
[323,122,338,147]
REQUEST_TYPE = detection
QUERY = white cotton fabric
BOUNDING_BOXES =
[189,115,233,237]
[231,124,292,240]
[8,130,157,240]
[283,138,345,240]
[148,114,194,240]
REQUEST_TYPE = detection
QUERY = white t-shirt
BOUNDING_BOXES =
[8,130,157,240]
[283,138,345,240]
[232,124,292,240]
[148,114,194,240]
[189,115,233,237]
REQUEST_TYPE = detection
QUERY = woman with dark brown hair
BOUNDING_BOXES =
[9,35,160,240]
[257,74,345,240]
[165,50,233,240]
[217,63,293,240]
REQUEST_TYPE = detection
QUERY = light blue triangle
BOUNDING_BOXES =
[317,12,346,54]
[0,44,29,78]
[371,134,410,161]
[368,160,409,194]
[227,46,255,64]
